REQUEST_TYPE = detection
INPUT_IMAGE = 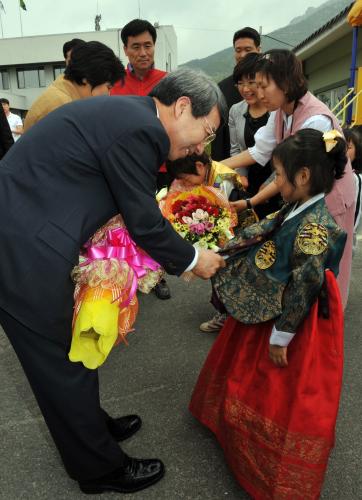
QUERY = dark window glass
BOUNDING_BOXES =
[16,67,46,88]
[53,65,65,79]
[17,69,25,89]
[0,70,10,90]
[39,68,45,87]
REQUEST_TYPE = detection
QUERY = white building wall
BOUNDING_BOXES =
[0,26,177,112]
[154,25,178,72]
[0,30,121,66]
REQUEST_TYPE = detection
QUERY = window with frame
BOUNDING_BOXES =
[316,84,348,112]
[0,69,10,90]
[53,65,65,80]
[16,67,46,89]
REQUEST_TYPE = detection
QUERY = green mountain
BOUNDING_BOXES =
[180,0,352,82]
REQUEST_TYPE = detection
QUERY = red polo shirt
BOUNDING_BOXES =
[111,67,167,172]
[111,67,167,96]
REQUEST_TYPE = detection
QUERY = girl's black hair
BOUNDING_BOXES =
[166,152,211,178]
[272,129,346,196]
[343,127,362,173]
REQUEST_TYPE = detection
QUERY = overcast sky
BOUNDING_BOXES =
[0,0,328,63]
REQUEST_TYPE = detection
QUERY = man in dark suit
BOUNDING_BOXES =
[0,103,14,159]
[211,27,261,161]
[0,68,226,494]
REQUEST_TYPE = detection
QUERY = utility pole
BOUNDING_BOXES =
[95,0,101,31]
[0,1,5,38]
[95,14,101,31]
[18,3,23,37]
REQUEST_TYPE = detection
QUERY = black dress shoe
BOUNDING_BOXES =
[106,414,142,442]
[79,455,165,494]
[154,279,171,300]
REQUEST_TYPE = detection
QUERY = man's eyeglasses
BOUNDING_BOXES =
[235,80,257,90]
[203,117,216,146]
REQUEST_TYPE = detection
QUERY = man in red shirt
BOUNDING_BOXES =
[111,19,166,97]
[111,19,171,300]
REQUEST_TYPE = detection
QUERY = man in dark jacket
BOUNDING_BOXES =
[0,68,226,495]
[211,27,261,160]
[0,103,14,159]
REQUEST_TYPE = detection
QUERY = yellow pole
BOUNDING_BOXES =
[354,67,362,125]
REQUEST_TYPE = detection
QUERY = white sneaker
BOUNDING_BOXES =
[199,312,227,333]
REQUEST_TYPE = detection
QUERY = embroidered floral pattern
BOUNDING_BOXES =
[255,240,276,269]
[192,367,332,500]
[297,223,328,255]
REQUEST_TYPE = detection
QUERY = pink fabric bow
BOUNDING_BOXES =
[83,227,160,306]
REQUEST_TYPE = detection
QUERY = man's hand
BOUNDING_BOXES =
[192,249,226,279]
[269,345,288,367]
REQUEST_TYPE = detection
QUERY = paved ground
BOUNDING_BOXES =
[1,244,361,500]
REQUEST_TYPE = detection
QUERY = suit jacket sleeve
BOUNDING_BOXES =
[229,102,247,156]
[0,106,14,159]
[229,105,241,156]
[100,123,196,275]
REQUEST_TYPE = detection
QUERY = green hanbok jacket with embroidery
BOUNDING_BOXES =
[213,198,347,333]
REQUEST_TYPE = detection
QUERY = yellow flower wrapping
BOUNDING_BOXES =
[70,214,162,369]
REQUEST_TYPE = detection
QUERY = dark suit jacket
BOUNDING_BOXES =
[211,74,241,161]
[0,105,14,159]
[0,95,195,344]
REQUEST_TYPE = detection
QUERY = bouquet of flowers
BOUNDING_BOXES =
[69,215,163,369]
[160,186,237,251]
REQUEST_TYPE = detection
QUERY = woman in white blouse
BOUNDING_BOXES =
[222,50,355,308]
[228,53,280,218]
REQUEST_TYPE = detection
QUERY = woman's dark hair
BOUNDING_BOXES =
[343,127,362,173]
[272,128,346,196]
[166,152,211,178]
[121,19,157,46]
[233,52,260,84]
[64,41,125,88]
[255,49,308,102]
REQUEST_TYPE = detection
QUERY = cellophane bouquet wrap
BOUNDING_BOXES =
[159,186,237,251]
[70,215,163,369]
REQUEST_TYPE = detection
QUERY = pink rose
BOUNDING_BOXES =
[190,223,206,235]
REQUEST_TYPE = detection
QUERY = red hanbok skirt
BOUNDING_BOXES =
[189,271,344,499]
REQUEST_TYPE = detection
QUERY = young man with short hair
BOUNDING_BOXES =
[211,27,261,161]
[0,102,14,157]
[0,98,23,142]
[62,38,85,66]
[111,18,166,96]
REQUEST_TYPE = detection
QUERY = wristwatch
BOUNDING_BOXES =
[245,198,252,209]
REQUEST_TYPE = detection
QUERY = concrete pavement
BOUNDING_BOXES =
[1,244,361,499]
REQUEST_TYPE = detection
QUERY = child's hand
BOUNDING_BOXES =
[269,345,288,367]
[230,199,247,212]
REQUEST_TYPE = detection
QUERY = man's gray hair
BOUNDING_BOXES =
[149,68,227,125]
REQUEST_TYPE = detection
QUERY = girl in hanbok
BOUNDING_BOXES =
[190,129,347,499]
